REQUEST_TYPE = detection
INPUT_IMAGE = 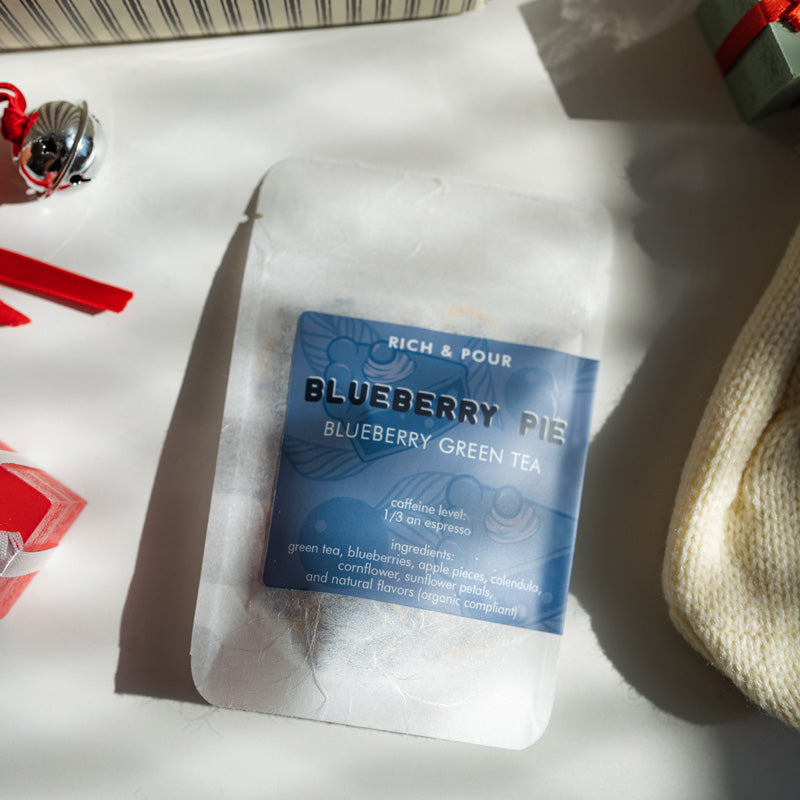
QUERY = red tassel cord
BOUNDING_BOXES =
[715,0,800,73]
[0,82,38,157]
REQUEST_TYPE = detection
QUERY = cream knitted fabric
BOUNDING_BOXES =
[663,222,800,728]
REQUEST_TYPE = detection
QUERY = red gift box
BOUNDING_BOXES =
[0,443,86,618]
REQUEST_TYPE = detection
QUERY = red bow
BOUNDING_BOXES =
[715,0,800,73]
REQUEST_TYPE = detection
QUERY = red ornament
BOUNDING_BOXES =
[1,81,105,196]
[0,444,87,618]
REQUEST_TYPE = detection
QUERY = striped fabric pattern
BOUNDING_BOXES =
[0,0,485,49]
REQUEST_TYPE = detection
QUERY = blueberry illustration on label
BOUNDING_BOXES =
[306,318,469,462]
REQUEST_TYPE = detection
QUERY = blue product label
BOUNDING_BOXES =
[263,311,599,634]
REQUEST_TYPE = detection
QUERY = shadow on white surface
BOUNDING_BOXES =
[0,140,36,204]
[519,0,731,123]
[580,116,800,726]
[522,0,800,791]
[114,182,262,704]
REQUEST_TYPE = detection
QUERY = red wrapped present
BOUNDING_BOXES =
[0,443,86,618]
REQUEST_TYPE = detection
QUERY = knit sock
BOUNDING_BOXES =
[663,222,800,728]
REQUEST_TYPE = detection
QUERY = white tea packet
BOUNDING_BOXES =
[191,158,612,749]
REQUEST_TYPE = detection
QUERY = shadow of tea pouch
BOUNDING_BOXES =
[191,158,612,749]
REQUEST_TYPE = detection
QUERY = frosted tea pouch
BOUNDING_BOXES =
[191,158,612,749]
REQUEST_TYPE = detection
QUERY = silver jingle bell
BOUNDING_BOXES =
[17,100,105,197]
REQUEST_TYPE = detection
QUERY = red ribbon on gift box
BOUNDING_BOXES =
[0,247,133,327]
[715,0,800,73]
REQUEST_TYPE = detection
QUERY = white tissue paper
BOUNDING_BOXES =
[190,158,612,749]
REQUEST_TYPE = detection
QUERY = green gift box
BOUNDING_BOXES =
[697,0,800,120]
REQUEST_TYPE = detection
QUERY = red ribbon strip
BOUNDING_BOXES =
[0,248,133,327]
[0,82,38,157]
[715,0,800,73]
[0,298,31,327]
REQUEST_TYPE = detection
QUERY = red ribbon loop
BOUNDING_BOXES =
[715,0,800,73]
[786,1,800,26]
[0,82,38,157]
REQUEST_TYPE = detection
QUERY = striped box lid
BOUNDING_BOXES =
[0,0,486,50]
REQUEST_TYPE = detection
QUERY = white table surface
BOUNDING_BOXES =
[3,0,800,797]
